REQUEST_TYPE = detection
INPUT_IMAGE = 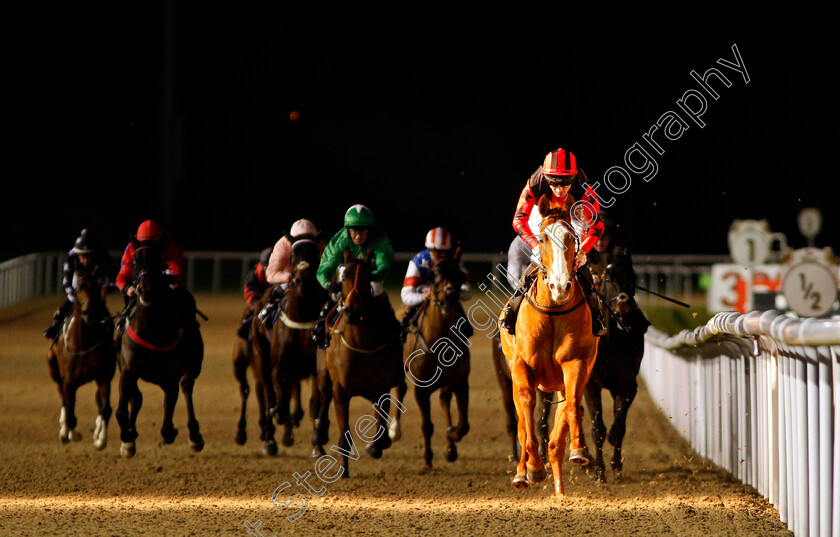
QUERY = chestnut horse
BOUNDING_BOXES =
[311,249,407,477]
[490,332,552,463]
[583,247,649,482]
[499,195,600,495]
[403,251,470,468]
[115,242,204,457]
[47,270,116,449]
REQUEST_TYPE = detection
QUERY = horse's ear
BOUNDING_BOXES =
[537,194,551,219]
[343,248,350,264]
[453,244,462,261]
[364,248,373,263]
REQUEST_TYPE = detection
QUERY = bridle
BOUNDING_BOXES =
[528,217,584,315]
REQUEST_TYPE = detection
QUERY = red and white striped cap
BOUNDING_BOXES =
[424,227,453,250]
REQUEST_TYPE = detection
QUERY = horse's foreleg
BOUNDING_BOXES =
[59,381,81,443]
[160,381,180,445]
[511,360,543,488]
[547,398,571,495]
[388,381,407,442]
[290,381,304,427]
[116,370,139,457]
[311,370,332,458]
[415,386,434,468]
[233,349,250,445]
[560,358,593,466]
[445,379,470,464]
[332,385,351,478]
[93,379,112,450]
[278,375,295,448]
[536,390,552,463]
[608,385,637,474]
[584,383,607,482]
[180,374,204,452]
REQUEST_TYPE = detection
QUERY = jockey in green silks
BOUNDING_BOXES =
[312,204,399,348]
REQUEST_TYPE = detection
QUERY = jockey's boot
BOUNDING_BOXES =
[399,303,422,344]
[312,297,336,350]
[43,298,73,340]
[257,286,284,326]
[502,263,539,335]
[576,269,607,337]
[237,312,254,340]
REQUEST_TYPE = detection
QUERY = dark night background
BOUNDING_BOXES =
[2,6,836,261]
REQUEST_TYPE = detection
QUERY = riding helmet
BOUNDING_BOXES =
[344,205,374,228]
[424,227,453,251]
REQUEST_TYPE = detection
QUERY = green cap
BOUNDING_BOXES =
[344,204,374,228]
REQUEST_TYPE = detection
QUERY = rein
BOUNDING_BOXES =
[524,279,586,316]
[127,326,179,352]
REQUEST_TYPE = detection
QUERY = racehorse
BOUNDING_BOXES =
[490,333,552,462]
[499,195,600,495]
[311,249,407,477]
[403,250,470,468]
[115,241,204,457]
[47,270,116,449]
[583,246,649,482]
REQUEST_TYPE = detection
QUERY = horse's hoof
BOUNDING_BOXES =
[262,439,278,456]
[161,427,178,445]
[512,473,530,489]
[311,445,325,458]
[69,430,82,442]
[234,430,247,445]
[94,438,107,451]
[527,466,547,484]
[388,421,401,442]
[59,432,70,444]
[444,446,458,463]
[120,442,136,458]
[189,436,204,452]
[377,435,392,451]
[366,442,383,459]
[281,430,294,447]
[570,448,590,466]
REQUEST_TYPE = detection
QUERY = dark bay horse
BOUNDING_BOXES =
[403,250,470,468]
[115,242,204,457]
[311,249,407,477]
[242,240,323,456]
[583,247,649,482]
[498,195,600,495]
[47,270,116,449]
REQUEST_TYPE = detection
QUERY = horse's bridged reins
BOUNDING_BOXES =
[329,262,388,354]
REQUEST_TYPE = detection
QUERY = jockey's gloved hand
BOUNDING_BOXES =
[328,281,342,295]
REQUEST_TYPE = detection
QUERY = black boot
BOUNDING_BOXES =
[44,298,73,340]
[312,298,336,349]
[399,303,422,344]
[502,263,538,335]
[237,312,253,340]
[576,270,607,336]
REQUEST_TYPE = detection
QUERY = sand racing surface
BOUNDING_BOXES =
[0,293,792,536]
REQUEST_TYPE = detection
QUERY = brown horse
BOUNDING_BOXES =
[47,270,116,449]
[403,250,470,468]
[311,249,407,477]
[236,239,324,453]
[115,242,204,458]
[583,247,649,482]
[499,195,600,495]
[490,333,552,463]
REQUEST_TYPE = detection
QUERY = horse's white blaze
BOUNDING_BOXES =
[545,222,572,303]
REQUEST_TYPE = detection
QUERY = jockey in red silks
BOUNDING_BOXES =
[115,219,198,336]
[502,147,607,336]
[235,247,272,340]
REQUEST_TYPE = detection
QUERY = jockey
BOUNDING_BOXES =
[502,147,607,336]
[115,219,198,335]
[311,204,398,349]
[398,227,474,342]
[43,229,114,341]
[256,218,327,325]
[235,247,272,340]
[586,212,616,288]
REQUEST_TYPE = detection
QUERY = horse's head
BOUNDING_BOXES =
[429,247,466,309]
[132,240,165,305]
[600,247,637,320]
[341,248,373,324]
[289,238,320,291]
[73,270,105,325]
[535,195,578,303]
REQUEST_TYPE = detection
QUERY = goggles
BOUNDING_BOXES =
[544,173,577,187]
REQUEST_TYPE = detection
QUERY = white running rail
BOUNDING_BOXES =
[642,310,840,537]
